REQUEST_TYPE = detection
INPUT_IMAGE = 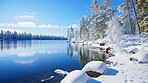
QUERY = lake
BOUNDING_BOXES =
[0,40,106,83]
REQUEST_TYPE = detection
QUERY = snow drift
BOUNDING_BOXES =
[82,61,108,74]
[60,70,90,83]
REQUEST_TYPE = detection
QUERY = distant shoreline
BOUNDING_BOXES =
[0,39,67,41]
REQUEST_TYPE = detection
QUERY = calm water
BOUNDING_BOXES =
[0,40,106,83]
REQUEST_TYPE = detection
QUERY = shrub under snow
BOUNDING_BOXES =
[132,50,148,63]
[105,16,123,44]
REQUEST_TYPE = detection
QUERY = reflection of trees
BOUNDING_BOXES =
[79,47,106,67]
[67,43,73,57]
[0,41,3,51]
[0,40,32,51]
[67,43,107,67]
[6,41,10,50]
[93,51,106,62]
[13,41,17,49]
[78,45,90,67]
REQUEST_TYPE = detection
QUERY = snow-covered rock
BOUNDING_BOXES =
[70,38,76,43]
[88,41,93,45]
[60,70,90,83]
[82,61,108,74]
[54,69,69,77]
[129,48,138,54]
[132,50,148,63]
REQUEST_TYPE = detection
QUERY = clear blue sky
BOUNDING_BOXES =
[0,0,123,37]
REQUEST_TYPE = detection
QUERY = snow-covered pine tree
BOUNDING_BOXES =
[88,0,108,39]
[79,16,85,41]
[83,15,94,41]
[106,16,123,44]
[75,31,78,42]
[86,15,96,41]
[67,26,74,42]
[136,0,148,35]
[118,0,134,34]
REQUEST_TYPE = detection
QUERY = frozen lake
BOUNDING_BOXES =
[0,40,106,83]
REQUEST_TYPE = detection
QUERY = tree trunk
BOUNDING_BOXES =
[127,2,134,34]
[108,0,112,20]
[109,9,112,20]
[131,0,141,34]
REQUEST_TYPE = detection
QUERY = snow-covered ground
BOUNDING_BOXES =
[61,34,148,83]
[93,34,148,83]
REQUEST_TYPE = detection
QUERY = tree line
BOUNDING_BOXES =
[0,30,67,40]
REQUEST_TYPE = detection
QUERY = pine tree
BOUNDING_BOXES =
[88,0,109,39]
[1,30,3,39]
[131,0,140,34]
[79,16,85,40]
[118,0,134,34]
[136,0,148,35]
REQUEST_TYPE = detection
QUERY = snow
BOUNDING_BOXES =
[54,69,69,76]
[62,34,148,83]
[65,1,148,82]
[60,70,90,83]
[82,61,108,74]
[67,26,74,42]
[105,16,123,44]
[41,76,54,82]
[98,52,148,83]
[132,50,148,63]
[93,34,148,83]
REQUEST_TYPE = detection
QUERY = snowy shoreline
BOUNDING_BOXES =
[60,34,148,83]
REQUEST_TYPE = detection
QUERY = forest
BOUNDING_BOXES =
[68,0,148,43]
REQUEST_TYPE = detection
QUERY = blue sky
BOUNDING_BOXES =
[0,0,123,37]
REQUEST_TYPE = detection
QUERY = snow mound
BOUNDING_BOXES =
[41,76,54,82]
[54,69,69,76]
[128,48,138,54]
[82,61,108,74]
[60,70,90,83]
[105,16,123,44]
[132,50,148,63]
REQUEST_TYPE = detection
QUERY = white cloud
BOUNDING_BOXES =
[14,12,38,21]
[14,15,35,19]
[70,24,79,28]
[0,22,36,28]
[0,22,79,28]
[38,24,59,28]
[23,12,37,15]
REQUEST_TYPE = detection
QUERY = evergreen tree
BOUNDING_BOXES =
[88,0,108,39]
[131,0,140,34]
[79,16,85,40]
[118,0,134,34]
[0,30,3,39]
[136,0,148,35]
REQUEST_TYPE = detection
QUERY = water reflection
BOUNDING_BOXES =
[67,43,107,67]
[0,40,107,83]
[14,59,36,64]
[0,40,32,51]
[0,40,76,83]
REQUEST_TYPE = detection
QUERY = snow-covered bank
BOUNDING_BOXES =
[91,34,148,83]
[60,34,148,83]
